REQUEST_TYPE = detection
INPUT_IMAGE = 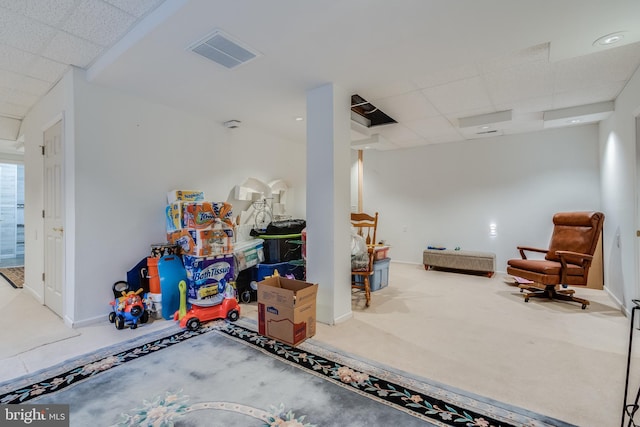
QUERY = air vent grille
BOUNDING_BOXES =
[190,30,259,69]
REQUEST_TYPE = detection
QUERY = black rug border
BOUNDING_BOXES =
[0,269,20,288]
[216,323,577,427]
[0,320,577,427]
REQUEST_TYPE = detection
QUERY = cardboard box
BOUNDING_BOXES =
[257,276,318,346]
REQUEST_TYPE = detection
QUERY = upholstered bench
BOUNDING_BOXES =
[423,249,496,277]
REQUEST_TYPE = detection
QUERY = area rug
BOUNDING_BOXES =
[0,266,23,288]
[0,320,576,427]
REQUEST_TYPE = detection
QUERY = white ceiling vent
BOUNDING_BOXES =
[189,29,260,69]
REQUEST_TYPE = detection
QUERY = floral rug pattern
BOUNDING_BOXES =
[0,320,575,427]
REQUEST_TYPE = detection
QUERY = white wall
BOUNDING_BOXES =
[599,64,640,312]
[358,125,601,271]
[20,70,75,311]
[23,70,306,325]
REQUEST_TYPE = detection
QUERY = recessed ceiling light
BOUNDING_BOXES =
[295,117,304,121]
[593,31,626,46]
[568,119,581,124]
[480,125,491,130]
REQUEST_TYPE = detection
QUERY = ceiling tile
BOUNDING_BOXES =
[375,123,423,144]
[411,63,480,89]
[7,91,39,108]
[552,81,625,109]
[479,43,550,74]
[422,76,493,114]
[0,8,57,54]
[62,0,137,47]
[373,91,440,122]
[404,115,463,144]
[0,0,77,26]
[42,31,103,67]
[484,59,554,105]
[0,102,28,118]
[0,69,51,96]
[553,42,640,93]
[26,56,69,83]
[0,45,37,74]
[104,0,164,18]
[0,115,20,139]
[361,80,417,101]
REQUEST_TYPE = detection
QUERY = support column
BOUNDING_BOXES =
[306,83,352,324]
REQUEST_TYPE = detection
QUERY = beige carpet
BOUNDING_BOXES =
[245,263,637,427]
[0,284,79,359]
[1,263,636,427]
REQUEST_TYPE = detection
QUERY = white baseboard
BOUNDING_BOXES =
[333,310,353,324]
[71,314,109,328]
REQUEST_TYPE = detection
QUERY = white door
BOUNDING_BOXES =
[43,120,64,317]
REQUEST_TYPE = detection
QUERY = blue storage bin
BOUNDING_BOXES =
[257,260,305,281]
[355,258,390,292]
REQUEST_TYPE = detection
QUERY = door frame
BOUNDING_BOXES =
[40,113,67,321]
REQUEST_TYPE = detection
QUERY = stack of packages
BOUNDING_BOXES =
[165,190,235,305]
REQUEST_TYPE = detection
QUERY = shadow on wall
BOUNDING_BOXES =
[607,226,626,310]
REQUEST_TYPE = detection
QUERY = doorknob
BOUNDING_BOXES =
[53,227,64,233]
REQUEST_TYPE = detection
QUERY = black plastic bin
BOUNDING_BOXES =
[259,233,303,263]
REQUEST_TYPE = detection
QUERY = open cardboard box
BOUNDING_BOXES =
[257,276,318,346]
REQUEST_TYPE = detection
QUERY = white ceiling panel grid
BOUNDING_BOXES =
[0,0,640,148]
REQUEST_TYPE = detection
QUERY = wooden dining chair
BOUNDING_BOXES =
[351,212,379,307]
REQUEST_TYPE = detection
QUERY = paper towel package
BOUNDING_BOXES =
[183,201,233,229]
[165,201,188,232]
[167,190,205,204]
[167,229,212,257]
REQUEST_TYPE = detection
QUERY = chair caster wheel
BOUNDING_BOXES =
[524,298,529,303]
[581,304,587,309]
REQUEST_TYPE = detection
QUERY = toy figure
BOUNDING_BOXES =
[108,281,150,330]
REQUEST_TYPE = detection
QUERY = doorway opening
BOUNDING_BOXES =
[0,163,24,268]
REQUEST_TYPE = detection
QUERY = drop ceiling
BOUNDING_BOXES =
[2,0,640,151]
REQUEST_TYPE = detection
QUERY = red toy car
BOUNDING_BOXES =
[175,297,241,331]
[174,281,241,331]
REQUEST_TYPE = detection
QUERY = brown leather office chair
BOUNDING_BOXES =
[506,211,604,309]
[351,212,378,307]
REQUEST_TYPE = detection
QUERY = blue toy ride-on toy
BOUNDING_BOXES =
[108,280,149,330]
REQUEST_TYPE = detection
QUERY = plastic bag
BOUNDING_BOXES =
[351,229,369,271]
